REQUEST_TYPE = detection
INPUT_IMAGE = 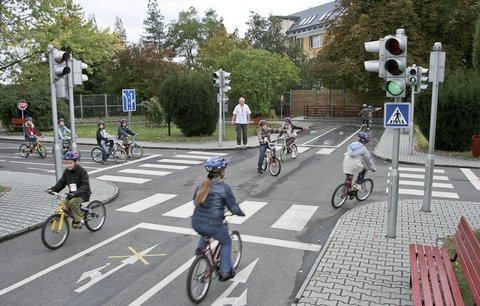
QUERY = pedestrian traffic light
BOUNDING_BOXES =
[364,38,386,78]
[53,49,71,79]
[222,71,231,93]
[213,70,221,87]
[383,29,407,98]
[407,66,417,85]
[72,59,88,85]
[416,66,429,93]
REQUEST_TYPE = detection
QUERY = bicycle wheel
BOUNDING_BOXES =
[84,201,106,232]
[186,255,212,304]
[91,147,103,163]
[230,231,242,269]
[291,144,298,159]
[37,144,47,159]
[331,183,349,208]
[113,148,127,164]
[130,144,144,159]
[41,214,69,250]
[279,146,286,162]
[19,144,30,158]
[268,156,281,176]
[356,178,374,201]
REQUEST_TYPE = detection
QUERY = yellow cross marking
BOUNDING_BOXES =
[108,246,166,266]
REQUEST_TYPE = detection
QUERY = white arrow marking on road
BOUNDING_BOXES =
[339,131,344,135]
[210,258,259,306]
[76,263,110,284]
[323,139,333,145]
[75,244,158,293]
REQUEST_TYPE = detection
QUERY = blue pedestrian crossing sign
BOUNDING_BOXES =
[384,103,410,128]
[122,89,136,112]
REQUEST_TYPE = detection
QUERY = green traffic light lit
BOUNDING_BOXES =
[387,81,403,96]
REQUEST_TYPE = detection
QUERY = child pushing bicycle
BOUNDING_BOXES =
[47,151,91,229]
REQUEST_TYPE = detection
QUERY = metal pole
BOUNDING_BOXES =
[128,111,131,127]
[80,94,84,118]
[67,59,77,152]
[104,94,108,118]
[218,69,223,147]
[386,96,402,238]
[422,42,443,212]
[47,45,63,181]
[408,85,415,154]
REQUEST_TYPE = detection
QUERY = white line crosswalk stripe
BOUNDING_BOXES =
[461,168,480,190]
[316,148,335,155]
[389,167,445,173]
[96,175,151,184]
[118,169,171,176]
[162,201,194,218]
[398,180,454,189]
[188,151,228,156]
[173,154,212,160]
[399,189,460,199]
[271,205,318,231]
[229,201,268,224]
[157,159,203,165]
[296,147,310,153]
[116,193,177,213]
[140,164,189,170]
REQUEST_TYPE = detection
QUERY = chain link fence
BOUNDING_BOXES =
[75,94,145,118]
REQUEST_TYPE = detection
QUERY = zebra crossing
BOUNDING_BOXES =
[115,194,319,232]
[386,166,459,199]
[95,151,228,184]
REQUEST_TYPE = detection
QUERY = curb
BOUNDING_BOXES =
[0,181,119,242]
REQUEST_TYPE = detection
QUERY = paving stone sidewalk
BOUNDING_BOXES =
[374,129,480,168]
[0,170,118,241]
[294,200,480,306]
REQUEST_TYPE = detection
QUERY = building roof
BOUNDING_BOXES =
[284,1,341,35]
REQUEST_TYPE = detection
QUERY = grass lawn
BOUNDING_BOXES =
[441,229,480,305]
[0,185,11,193]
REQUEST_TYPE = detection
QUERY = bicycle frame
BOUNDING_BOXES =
[50,198,68,232]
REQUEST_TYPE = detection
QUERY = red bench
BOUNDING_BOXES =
[253,116,265,133]
[409,216,480,305]
[10,118,25,129]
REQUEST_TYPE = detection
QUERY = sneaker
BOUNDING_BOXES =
[353,184,361,190]
[101,161,107,165]
[236,145,241,149]
[72,220,84,229]
[219,269,236,282]
[257,168,263,174]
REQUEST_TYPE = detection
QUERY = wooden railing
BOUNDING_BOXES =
[303,106,360,117]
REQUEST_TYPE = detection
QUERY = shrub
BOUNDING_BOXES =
[416,70,480,151]
[158,71,217,137]
[143,96,164,125]
[0,83,68,131]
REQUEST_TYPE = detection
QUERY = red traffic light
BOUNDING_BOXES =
[54,50,71,64]
[385,38,404,55]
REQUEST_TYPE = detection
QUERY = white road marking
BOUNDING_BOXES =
[310,130,318,134]
[26,167,55,173]
[188,151,228,156]
[316,148,336,155]
[389,167,445,173]
[173,154,211,160]
[296,147,310,153]
[139,163,189,170]
[398,189,459,199]
[399,180,454,189]
[10,161,52,166]
[301,128,336,145]
[96,175,151,184]
[0,160,5,162]
[229,201,268,224]
[461,168,480,190]
[162,201,194,218]
[116,193,177,213]
[271,205,318,231]
[156,159,202,165]
[401,173,449,181]
[88,154,159,175]
[334,129,361,148]
[118,169,171,176]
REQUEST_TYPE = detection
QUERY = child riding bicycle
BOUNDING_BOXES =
[96,121,114,165]
[117,118,136,153]
[191,157,245,282]
[23,117,43,148]
[279,117,307,153]
[47,151,91,229]
[257,119,284,174]
[343,132,376,190]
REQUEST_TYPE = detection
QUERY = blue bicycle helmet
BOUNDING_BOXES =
[26,117,33,121]
[58,118,65,123]
[204,157,228,173]
[285,117,292,124]
[259,119,268,126]
[120,118,127,123]
[358,132,370,144]
[367,105,373,109]
[63,151,80,161]
[98,121,105,126]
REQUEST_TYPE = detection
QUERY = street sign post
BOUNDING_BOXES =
[384,103,410,128]
[122,89,136,126]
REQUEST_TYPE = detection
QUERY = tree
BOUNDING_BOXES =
[219,48,301,116]
[473,18,480,70]
[245,12,291,57]
[158,71,217,136]
[141,0,165,49]
[114,16,127,42]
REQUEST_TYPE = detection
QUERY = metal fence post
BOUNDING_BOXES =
[79,94,84,118]
[104,94,108,117]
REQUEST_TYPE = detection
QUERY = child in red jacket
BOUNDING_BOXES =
[23,117,42,148]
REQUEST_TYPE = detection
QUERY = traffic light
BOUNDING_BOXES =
[53,49,71,79]
[213,70,221,87]
[222,71,231,93]
[407,66,417,85]
[383,30,407,98]
[72,59,88,85]
[364,38,386,78]
[416,66,429,93]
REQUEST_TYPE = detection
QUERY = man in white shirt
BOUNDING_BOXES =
[231,97,251,148]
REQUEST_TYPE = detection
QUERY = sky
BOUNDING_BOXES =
[73,0,331,43]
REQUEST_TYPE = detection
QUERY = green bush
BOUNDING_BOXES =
[0,83,68,132]
[158,71,217,137]
[416,70,480,151]
[143,96,164,125]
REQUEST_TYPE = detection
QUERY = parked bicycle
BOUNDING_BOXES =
[91,138,127,164]
[277,136,298,162]
[116,135,144,159]
[19,138,47,159]
[261,140,282,176]
[41,192,106,249]
[331,174,374,208]
[186,212,242,304]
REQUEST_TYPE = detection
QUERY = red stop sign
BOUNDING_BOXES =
[17,101,28,111]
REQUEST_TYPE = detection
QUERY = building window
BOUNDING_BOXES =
[297,37,304,47]
[310,35,322,49]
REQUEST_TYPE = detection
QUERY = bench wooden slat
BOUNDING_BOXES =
[455,223,480,305]
[425,246,444,305]
[441,247,465,306]
[459,217,480,272]
[417,244,434,306]
[409,244,423,305]
[433,247,455,306]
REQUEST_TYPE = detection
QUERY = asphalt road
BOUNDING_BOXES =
[0,122,479,305]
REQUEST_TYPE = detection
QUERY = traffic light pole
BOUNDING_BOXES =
[218,69,224,147]
[408,86,415,155]
[47,45,64,181]
[67,59,78,152]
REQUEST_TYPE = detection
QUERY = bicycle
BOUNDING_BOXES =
[41,192,106,250]
[360,120,371,133]
[278,136,298,162]
[261,140,282,176]
[331,174,374,208]
[51,139,81,158]
[19,138,47,159]
[186,213,242,304]
[91,138,127,164]
[116,135,144,159]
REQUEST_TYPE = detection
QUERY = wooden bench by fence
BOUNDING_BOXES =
[10,118,25,129]
[409,216,480,305]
